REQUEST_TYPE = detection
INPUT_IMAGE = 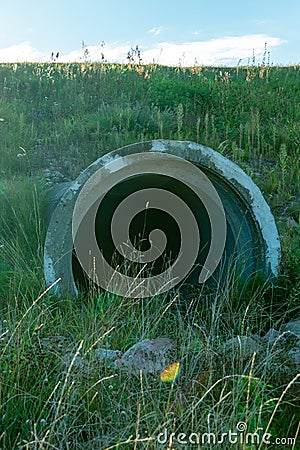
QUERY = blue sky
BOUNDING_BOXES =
[0,0,299,65]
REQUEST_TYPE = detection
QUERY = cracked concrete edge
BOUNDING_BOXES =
[147,140,280,277]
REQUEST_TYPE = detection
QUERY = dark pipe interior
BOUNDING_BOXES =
[72,173,214,292]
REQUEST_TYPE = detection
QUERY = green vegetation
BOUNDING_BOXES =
[0,62,299,449]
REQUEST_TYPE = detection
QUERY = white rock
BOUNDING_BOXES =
[95,348,123,362]
[116,338,175,376]
[288,341,300,368]
[283,318,300,340]
[223,336,262,358]
[261,328,282,345]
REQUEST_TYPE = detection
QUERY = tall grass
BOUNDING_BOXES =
[0,62,299,448]
[0,63,299,178]
[1,280,299,448]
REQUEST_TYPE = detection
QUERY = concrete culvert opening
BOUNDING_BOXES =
[72,173,212,290]
[44,140,280,298]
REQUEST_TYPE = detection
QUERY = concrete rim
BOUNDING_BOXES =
[44,140,281,296]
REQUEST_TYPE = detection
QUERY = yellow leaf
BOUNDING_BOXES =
[160,362,180,382]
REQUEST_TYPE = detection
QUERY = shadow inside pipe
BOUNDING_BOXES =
[72,168,265,297]
[72,173,212,295]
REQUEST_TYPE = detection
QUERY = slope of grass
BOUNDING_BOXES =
[0,62,299,449]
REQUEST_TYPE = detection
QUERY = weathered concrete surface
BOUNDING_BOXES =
[44,140,281,296]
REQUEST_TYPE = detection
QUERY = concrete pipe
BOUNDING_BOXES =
[44,140,280,298]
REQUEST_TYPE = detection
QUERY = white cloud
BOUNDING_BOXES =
[253,19,274,26]
[0,42,48,62]
[149,27,162,36]
[0,34,285,66]
[62,43,131,63]
[142,35,285,66]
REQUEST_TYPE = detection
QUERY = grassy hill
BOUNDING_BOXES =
[0,62,299,449]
